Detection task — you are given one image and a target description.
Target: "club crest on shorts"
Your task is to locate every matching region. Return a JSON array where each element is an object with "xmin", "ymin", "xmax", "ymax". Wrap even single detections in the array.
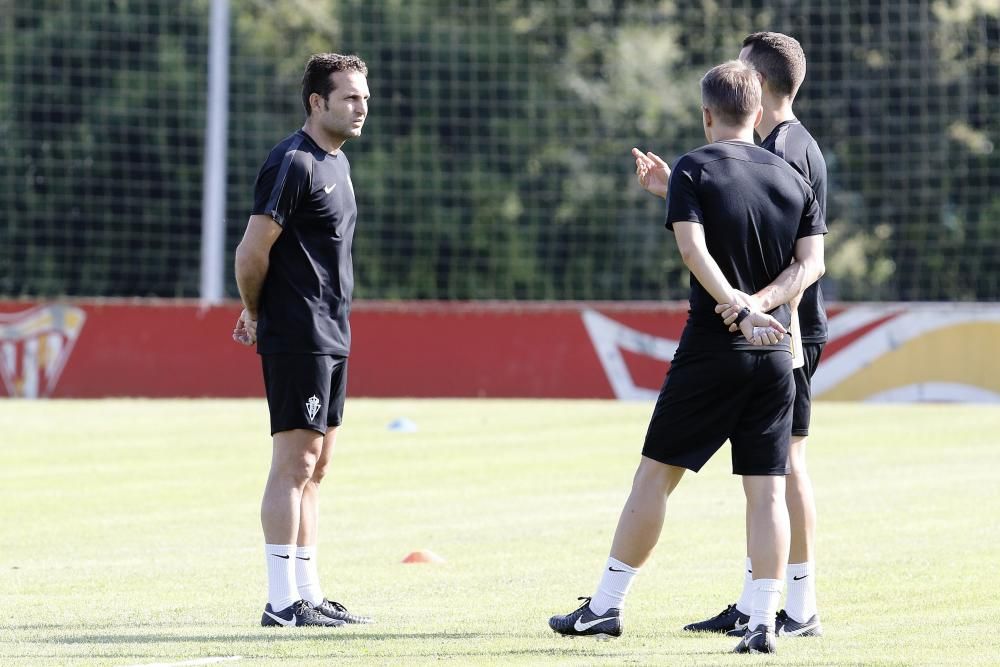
[
  {"xmin": 0, "ymin": 304, "xmax": 87, "ymax": 399},
  {"xmin": 305, "ymin": 394, "xmax": 321, "ymax": 421}
]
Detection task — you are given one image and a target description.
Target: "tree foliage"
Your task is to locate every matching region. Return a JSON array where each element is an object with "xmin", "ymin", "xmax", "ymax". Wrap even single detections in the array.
[{"xmin": 1, "ymin": 0, "xmax": 997, "ymax": 300}]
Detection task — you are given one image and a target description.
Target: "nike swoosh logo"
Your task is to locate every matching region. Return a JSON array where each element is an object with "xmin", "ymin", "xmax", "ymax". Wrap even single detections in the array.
[
  {"xmin": 778, "ymin": 623, "xmax": 816, "ymax": 637},
  {"xmin": 271, "ymin": 554, "xmax": 290, "ymax": 559},
  {"xmin": 744, "ymin": 631, "xmax": 763, "ymax": 643},
  {"xmin": 733, "ymin": 620, "xmax": 748, "ymax": 631},
  {"xmin": 264, "ymin": 610, "xmax": 296, "ymax": 627},
  {"xmin": 324, "ymin": 183, "xmax": 337, "ymax": 193},
  {"xmin": 608, "ymin": 567, "xmax": 626, "ymax": 572},
  {"xmin": 793, "ymin": 574, "xmax": 808, "ymax": 581},
  {"xmin": 296, "ymin": 556, "xmax": 311, "ymax": 561},
  {"xmin": 574, "ymin": 616, "xmax": 616, "ymax": 632}
]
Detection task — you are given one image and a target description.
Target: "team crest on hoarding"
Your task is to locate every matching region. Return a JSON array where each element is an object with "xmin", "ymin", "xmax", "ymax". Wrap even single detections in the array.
[{"xmin": 0, "ymin": 304, "xmax": 86, "ymax": 398}]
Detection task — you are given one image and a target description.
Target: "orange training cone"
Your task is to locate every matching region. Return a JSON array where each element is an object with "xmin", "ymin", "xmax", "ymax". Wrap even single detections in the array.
[{"xmin": 402, "ymin": 549, "xmax": 446, "ymax": 564}]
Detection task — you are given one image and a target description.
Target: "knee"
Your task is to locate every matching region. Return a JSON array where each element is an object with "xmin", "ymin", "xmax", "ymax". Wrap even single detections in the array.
[
  {"xmin": 277, "ymin": 451, "xmax": 319, "ymax": 488},
  {"xmin": 310, "ymin": 458, "xmax": 331, "ymax": 485},
  {"xmin": 744, "ymin": 476, "xmax": 786, "ymax": 509},
  {"xmin": 787, "ymin": 441, "xmax": 809, "ymax": 477},
  {"xmin": 788, "ymin": 457, "xmax": 808, "ymax": 479},
  {"xmin": 633, "ymin": 459, "xmax": 684, "ymax": 497}
]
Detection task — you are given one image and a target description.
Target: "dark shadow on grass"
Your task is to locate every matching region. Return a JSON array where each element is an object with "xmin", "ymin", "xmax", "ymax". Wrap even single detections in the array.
[
  {"xmin": 12, "ymin": 647, "xmax": 743, "ymax": 662},
  {"xmin": 43, "ymin": 630, "xmax": 487, "ymax": 644}
]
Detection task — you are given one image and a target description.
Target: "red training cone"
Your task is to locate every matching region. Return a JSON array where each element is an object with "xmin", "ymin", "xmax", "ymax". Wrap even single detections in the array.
[{"xmin": 402, "ymin": 549, "xmax": 446, "ymax": 564}]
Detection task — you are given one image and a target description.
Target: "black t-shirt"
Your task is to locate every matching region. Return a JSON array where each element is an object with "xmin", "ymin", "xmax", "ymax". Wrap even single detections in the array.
[
  {"xmin": 760, "ymin": 120, "xmax": 829, "ymax": 343},
  {"xmin": 251, "ymin": 130, "xmax": 357, "ymax": 355},
  {"xmin": 665, "ymin": 140, "xmax": 827, "ymax": 352}
]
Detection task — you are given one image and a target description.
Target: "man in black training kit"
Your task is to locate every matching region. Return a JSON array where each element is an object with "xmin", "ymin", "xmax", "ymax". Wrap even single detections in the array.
[
  {"xmin": 636, "ymin": 32, "xmax": 829, "ymax": 638},
  {"xmin": 692, "ymin": 31, "xmax": 829, "ymax": 639},
  {"xmin": 548, "ymin": 61, "xmax": 825, "ymax": 654},
  {"xmin": 233, "ymin": 53, "xmax": 374, "ymax": 628}
]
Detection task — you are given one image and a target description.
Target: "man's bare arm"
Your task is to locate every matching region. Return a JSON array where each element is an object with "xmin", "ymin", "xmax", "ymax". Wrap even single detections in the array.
[
  {"xmin": 235, "ymin": 215, "xmax": 282, "ymax": 317},
  {"xmin": 753, "ymin": 235, "xmax": 826, "ymax": 311},
  {"xmin": 674, "ymin": 221, "xmax": 786, "ymax": 345},
  {"xmin": 715, "ymin": 235, "xmax": 825, "ymax": 331},
  {"xmin": 673, "ymin": 222, "xmax": 737, "ymax": 305},
  {"xmin": 233, "ymin": 214, "xmax": 282, "ymax": 345}
]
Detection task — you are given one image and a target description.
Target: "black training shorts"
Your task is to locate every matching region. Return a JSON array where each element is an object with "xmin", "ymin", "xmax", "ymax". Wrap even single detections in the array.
[
  {"xmin": 642, "ymin": 348, "xmax": 794, "ymax": 476},
  {"xmin": 791, "ymin": 342, "xmax": 825, "ymax": 437},
  {"xmin": 261, "ymin": 354, "xmax": 348, "ymax": 435}
]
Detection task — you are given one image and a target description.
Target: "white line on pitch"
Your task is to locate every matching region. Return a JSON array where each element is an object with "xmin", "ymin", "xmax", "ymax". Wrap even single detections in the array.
[{"xmin": 124, "ymin": 657, "xmax": 242, "ymax": 667}]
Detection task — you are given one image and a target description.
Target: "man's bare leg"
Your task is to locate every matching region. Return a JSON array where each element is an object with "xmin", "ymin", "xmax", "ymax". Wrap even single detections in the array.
[
  {"xmin": 736, "ymin": 433, "xmax": 815, "ymax": 616},
  {"xmin": 784, "ymin": 434, "xmax": 819, "ymax": 625},
  {"xmin": 786, "ymin": 435, "xmax": 815, "ymax": 563},
  {"xmin": 294, "ymin": 427, "xmax": 337, "ymax": 604},
  {"xmin": 742, "ymin": 474, "xmax": 790, "ymax": 635},
  {"xmin": 608, "ymin": 457, "xmax": 687, "ymax": 567},
  {"xmin": 261, "ymin": 429, "xmax": 323, "ymax": 614},
  {"xmin": 549, "ymin": 457, "xmax": 685, "ymax": 638},
  {"xmin": 585, "ymin": 457, "xmax": 685, "ymax": 615}
]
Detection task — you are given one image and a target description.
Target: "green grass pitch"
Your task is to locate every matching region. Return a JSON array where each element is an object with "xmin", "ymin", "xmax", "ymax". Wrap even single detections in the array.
[{"xmin": 1, "ymin": 399, "xmax": 998, "ymax": 666}]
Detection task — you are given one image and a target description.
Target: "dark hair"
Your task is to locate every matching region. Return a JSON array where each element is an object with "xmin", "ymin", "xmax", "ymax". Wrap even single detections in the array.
[
  {"xmin": 700, "ymin": 60, "xmax": 762, "ymax": 126},
  {"xmin": 301, "ymin": 53, "xmax": 369, "ymax": 115},
  {"xmin": 741, "ymin": 31, "xmax": 806, "ymax": 99}
]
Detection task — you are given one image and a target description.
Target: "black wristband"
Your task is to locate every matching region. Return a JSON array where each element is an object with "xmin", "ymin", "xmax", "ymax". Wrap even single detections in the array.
[{"xmin": 734, "ymin": 306, "xmax": 752, "ymax": 326}]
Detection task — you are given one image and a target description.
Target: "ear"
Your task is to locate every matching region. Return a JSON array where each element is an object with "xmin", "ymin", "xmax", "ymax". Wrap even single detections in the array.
[
  {"xmin": 753, "ymin": 106, "xmax": 763, "ymax": 128},
  {"xmin": 309, "ymin": 92, "xmax": 324, "ymax": 115},
  {"xmin": 702, "ymin": 106, "xmax": 713, "ymax": 127}
]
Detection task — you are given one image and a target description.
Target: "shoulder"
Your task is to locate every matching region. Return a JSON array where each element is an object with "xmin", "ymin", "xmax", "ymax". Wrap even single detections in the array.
[
  {"xmin": 675, "ymin": 145, "xmax": 729, "ymax": 171},
  {"xmin": 255, "ymin": 133, "xmax": 316, "ymax": 196},
  {"xmin": 789, "ymin": 123, "xmax": 826, "ymax": 162},
  {"xmin": 730, "ymin": 142, "xmax": 792, "ymax": 173},
  {"xmin": 265, "ymin": 132, "xmax": 316, "ymax": 169},
  {"xmin": 790, "ymin": 121, "xmax": 818, "ymax": 145},
  {"xmin": 801, "ymin": 131, "xmax": 827, "ymax": 172},
  {"xmin": 669, "ymin": 151, "xmax": 708, "ymax": 187}
]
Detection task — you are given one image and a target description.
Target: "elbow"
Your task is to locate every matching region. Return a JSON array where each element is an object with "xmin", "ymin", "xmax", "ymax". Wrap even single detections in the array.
[
  {"xmin": 815, "ymin": 259, "xmax": 826, "ymax": 281},
  {"xmin": 234, "ymin": 243, "xmax": 265, "ymax": 278},
  {"xmin": 234, "ymin": 243, "xmax": 250, "ymax": 276},
  {"xmin": 677, "ymin": 244, "xmax": 697, "ymax": 267}
]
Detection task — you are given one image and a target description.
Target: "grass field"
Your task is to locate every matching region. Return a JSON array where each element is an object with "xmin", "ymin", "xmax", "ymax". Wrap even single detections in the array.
[{"xmin": 1, "ymin": 399, "xmax": 998, "ymax": 666}]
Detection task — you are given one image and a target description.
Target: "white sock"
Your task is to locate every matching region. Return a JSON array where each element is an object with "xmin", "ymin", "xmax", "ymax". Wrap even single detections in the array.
[
  {"xmin": 735, "ymin": 557, "xmax": 754, "ymax": 615},
  {"xmin": 785, "ymin": 561, "xmax": 817, "ymax": 622},
  {"xmin": 589, "ymin": 557, "xmax": 639, "ymax": 615},
  {"xmin": 748, "ymin": 578, "xmax": 783, "ymax": 631},
  {"xmin": 296, "ymin": 545, "xmax": 324, "ymax": 605},
  {"xmin": 265, "ymin": 544, "xmax": 298, "ymax": 611}
]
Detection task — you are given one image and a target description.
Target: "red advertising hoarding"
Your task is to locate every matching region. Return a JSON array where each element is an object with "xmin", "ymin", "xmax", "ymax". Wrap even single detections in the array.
[{"xmin": 2, "ymin": 300, "xmax": 998, "ymax": 402}]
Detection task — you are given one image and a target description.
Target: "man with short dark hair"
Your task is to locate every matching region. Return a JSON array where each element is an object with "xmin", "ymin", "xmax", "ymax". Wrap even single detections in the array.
[
  {"xmin": 234, "ymin": 52, "xmax": 374, "ymax": 628},
  {"xmin": 548, "ymin": 60, "xmax": 826, "ymax": 654}
]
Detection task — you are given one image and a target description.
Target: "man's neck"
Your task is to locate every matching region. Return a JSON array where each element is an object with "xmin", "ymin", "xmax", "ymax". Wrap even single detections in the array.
[
  {"xmin": 757, "ymin": 99, "xmax": 796, "ymax": 140},
  {"xmin": 302, "ymin": 121, "xmax": 346, "ymax": 154},
  {"xmin": 711, "ymin": 126, "xmax": 757, "ymax": 144}
]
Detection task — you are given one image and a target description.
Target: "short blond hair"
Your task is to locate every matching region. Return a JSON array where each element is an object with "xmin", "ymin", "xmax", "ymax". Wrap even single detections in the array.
[{"xmin": 700, "ymin": 60, "xmax": 762, "ymax": 126}]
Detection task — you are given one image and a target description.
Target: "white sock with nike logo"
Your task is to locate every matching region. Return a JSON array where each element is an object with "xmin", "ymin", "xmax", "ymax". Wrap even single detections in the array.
[
  {"xmin": 735, "ymin": 557, "xmax": 754, "ymax": 615},
  {"xmin": 266, "ymin": 543, "xmax": 298, "ymax": 612},
  {"xmin": 589, "ymin": 557, "xmax": 639, "ymax": 615},
  {"xmin": 784, "ymin": 561, "xmax": 816, "ymax": 622},
  {"xmin": 295, "ymin": 545, "xmax": 324, "ymax": 605},
  {"xmin": 749, "ymin": 578, "xmax": 783, "ymax": 631}
]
